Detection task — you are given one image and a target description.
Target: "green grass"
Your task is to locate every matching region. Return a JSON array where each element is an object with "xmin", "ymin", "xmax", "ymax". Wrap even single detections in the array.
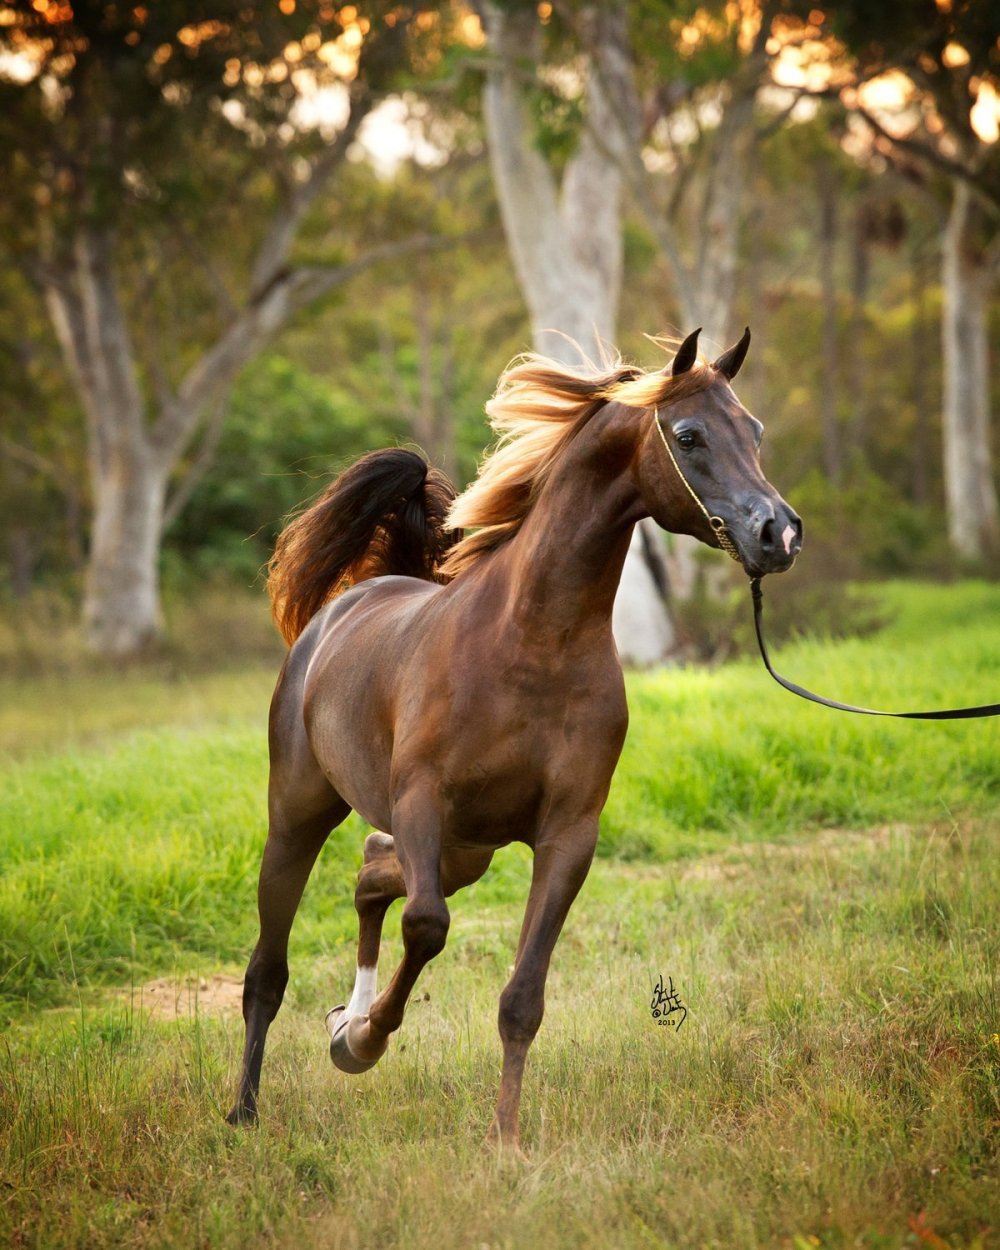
[
  {"xmin": 2, "ymin": 828, "xmax": 998, "ymax": 1248},
  {"xmin": 1, "ymin": 580, "xmax": 999, "ymax": 1247},
  {"xmin": 3, "ymin": 580, "xmax": 998, "ymax": 1010},
  {"xmin": 612, "ymin": 579, "xmax": 1000, "ymax": 858}
]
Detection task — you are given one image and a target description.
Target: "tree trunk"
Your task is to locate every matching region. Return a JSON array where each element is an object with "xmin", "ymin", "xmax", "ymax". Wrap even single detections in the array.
[
  {"xmin": 479, "ymin": 4, "xmax": 623, "ymax": 360},
  {"xmin": 42, "ymin": 224, "xmax": 171, "ymax": 653},
  {"xmin": 27, "ymin": 45, "xmax": 413, "ymax": 657},
  {"xmin": 683, "ymin": 77, "xmax": 759, "ymax": 349},
  {"xmin": 84, "ymin": 446, "xmax": 168, "ymax": 654},
  {"xmin": 848, "ymin": 196, "xmax": 871, "ymax": 452},
  {"xmin": 940, "ymin": 181, "xmax": 999, "ymax": 562},
  {"xmin": 910, "ymin": 237, "xmax": 932, "ymax": 507},
  {"xmin": 478, "ymin": 1, "xmax": 676, "ymax": 664},
  {"xmin": 817, "ymin": 162, "xmax": 842, "ymax": 485}
]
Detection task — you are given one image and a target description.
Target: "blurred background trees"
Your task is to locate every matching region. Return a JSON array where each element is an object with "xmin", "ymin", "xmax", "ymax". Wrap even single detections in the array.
[{"xmin": 1, "ymin": 0, "xmax": 998, "ymax": 659}]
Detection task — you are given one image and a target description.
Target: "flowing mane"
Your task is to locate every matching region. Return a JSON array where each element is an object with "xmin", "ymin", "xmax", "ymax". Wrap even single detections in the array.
[{"xmin": 439, "ymin": 347, "xmax": 715, "ymax": 579}]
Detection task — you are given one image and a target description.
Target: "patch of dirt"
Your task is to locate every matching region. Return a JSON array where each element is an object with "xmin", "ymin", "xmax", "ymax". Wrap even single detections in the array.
[{"xmin": 136, "ymin": 974, "xmax": 244, "ymax": 1021}]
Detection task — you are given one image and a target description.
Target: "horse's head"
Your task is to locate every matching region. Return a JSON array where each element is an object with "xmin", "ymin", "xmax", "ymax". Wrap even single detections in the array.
[{"xmin": 634, "ymin": 327, "xmax": 802, "ymax": 578}]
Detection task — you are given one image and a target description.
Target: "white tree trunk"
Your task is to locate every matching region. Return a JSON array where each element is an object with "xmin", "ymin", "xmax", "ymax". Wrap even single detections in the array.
[
  {"xmin": 681, "ymin": 80, "xmax": 758, "ymax": 350},
  {"xmin": 43, "ymin": 225, "xmax": 169, "ymax": 652},
  {"xmin": 479, "ymin": 2, "xmax": 676, "ymax": 664},
  {"xmin": 612, "ymin": 528, "xmax": 676, "ymax": 666},
  {"xmin": 84, "ymin": 447, "xmax": 168, "ymax": 653},
  {"xmin": 480, "ymin": 6, "xmax": 622, "ymax": 359},
  {"xmin": 941, "ymin": 181, "xmax": 999, "ymax": 562}
]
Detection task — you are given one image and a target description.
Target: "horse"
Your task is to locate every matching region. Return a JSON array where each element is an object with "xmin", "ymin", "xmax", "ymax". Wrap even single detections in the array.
[{"xmin": 226, "ymin": 327, "xmax": 802, "ymax": 1151}]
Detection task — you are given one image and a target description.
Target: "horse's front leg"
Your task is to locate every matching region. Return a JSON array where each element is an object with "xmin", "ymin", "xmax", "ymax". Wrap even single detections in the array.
[{"xmin": 488, "ymin": 822, "xmax": 599, "ymax": 1155}]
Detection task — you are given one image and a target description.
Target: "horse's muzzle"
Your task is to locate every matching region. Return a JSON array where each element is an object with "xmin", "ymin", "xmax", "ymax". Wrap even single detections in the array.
[{"xmin": 740, "ymin": 499, "xmax": 802, "ymax": 576}]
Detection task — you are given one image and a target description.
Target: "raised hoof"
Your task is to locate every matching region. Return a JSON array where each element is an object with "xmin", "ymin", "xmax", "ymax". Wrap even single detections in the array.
[
  {"xmin": 326, "ymin": 1006, "xmax": 386, "ymax": 1075},
  {"xmin": 363, "ymin": 830, "xmax": 395, "ymax": 863}
]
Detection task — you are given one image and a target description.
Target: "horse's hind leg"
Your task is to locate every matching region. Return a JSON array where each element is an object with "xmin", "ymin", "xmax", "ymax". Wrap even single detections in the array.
[
  {"xmin": 227, "ymin": 789, "xmax": 350, "ymax": 1126},
  {"xmin": 330, "ymin": 795, "xmax": 493, "ymax": 1073},
  {"xmin": 325, "ymin": 832, "xmax": 405, "ymax": 1069}
]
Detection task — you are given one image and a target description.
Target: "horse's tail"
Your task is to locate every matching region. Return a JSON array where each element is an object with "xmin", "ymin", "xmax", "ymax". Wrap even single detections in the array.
[{"xmin": 268, "ymin": 448, "xmax": 460, "ymax": 645}]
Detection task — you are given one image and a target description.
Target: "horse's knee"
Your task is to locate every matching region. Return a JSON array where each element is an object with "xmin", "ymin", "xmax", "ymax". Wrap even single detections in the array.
[
  {"xmin": 243, "ymin": 951, "xmax": 288, "ymax": 1023},
  {"xmin": 355, "ymin": 856, "xmax": 404, "ymax": 913},
  {"xmin": 401, "ymin": 895, "xmax": 450, "ymax": 961},
  {"xmin": 498, "ymin": 980, "xmax": 544, "ymax": 1046}
]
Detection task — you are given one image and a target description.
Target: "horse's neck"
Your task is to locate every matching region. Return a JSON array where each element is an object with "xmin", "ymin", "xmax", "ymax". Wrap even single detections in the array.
[{"xmin": 498, "ymin": 406, "xmax": 643, "ymax": 644}]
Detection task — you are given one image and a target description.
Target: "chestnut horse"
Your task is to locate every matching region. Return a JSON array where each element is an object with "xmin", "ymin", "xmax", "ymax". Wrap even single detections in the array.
[{"xmin": 226, "ymin": 328, "xmax": 802, "ymax": 1150}]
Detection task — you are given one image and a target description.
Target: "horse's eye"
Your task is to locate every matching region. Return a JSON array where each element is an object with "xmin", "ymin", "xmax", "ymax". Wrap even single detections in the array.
[{"xmin": 676, "ymin": 431, "xmax": 697, "ymax": 451}]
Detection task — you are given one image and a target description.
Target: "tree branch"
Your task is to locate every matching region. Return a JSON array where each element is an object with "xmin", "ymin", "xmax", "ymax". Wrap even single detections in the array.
[
  {"xmin": 249, "ymin": 83, "xmax": 375, "ymax": 298},
  {"xmin": 812, "ymin": 87, "xmax": 1000, "ymax": 218},
  {"xmin": 172, "ymin": 222, "xmax": 241, "ymax": 322},
  {"xmin": 245, "ymin": 11, "xmax": 414, "ymax": 301},
  {"xmin": 0, "ymin": 435, "xmax": 82, "ymax": 505},
  {"xmin": 162, "ymin": 395, "xmax": 228, "ymax": 531},
  {"xmin": 155, "ymin": 232, "xmax": 456, "ymax": 464}
]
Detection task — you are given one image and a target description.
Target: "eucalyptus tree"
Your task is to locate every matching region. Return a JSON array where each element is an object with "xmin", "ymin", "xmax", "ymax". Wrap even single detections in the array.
[
  {"xmin": 790, "ymin": 0, "xmax": 1000, "ymax": 561},
  {"xmin": 473, "ymin": 0, "xmax": 676, "ymax": 663},
  {"xmin": 589, "ymin": 0, "xmax": 781, "ymax": 351},
  {"xmin": 0, "ymin": 2, "xmax": 449, "ymax": 653},
  {"xmin": 473, "ymin": 1, "xmax": 787, "ymax": 661}
]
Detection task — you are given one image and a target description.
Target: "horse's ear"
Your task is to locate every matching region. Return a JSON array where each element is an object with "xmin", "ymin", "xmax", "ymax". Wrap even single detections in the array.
[
  {"xmin": 668, "ymin": 327, "xmax": 701, "ymax": 376},
  {"xmin": 712, "ymin": 326, "xmax": 751, "ymax": 380}
]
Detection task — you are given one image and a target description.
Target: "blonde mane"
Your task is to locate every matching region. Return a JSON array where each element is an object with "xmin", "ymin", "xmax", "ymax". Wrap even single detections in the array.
[{"xmin": 439, "ymin": 347, "xmax": 715, "ymax": 579}]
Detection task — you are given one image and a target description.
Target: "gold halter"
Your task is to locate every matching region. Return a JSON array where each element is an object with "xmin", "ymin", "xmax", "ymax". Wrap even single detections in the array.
[{"xmin": 653, "ymin": 408, "xmax": 743, "ymax": 565}]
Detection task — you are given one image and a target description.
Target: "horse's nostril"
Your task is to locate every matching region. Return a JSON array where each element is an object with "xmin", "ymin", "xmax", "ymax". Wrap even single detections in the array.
[{"xmin": 758, "ymin": 507, "xmax": 800, "ymax": 558}]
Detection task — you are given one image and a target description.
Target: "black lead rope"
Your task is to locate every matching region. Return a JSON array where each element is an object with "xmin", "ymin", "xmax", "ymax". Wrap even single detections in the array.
[
  {"xmin": 651, "ymin": 403, "xmax": 1000, "ymax": 719},
  {"xmin": 750, "ymin": 577, "xmax": 1000, "ymax": 721}
]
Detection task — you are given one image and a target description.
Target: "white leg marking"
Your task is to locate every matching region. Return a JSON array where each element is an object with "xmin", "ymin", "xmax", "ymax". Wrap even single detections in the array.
[{"xmin": 346, "ymin": 965, "xmax": 377, "ymax": 1019}]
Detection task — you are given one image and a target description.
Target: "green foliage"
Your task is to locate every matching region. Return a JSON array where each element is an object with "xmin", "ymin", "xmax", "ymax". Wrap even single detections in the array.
[
  {"xmin": 788, "ymin": 0, "xmax": 1000, "ymax": 203},
  {"xmin": 0, "ymin": 0, "xmax": 998, "ymax": 617},
  {"xmin": 788, "ymin": 468, "xmax": 953, "ymax": 577},
  {"xmin": 631, "ymin": 0, "xmax": 746, "ymax": 90},
  {"xmin": 0, "ymin": 4, "xmax": 346, "ymax": 235},
  {"xmin": 527, "ymin": 77, "xmax": 586, "ymax": 169},
  {"xmin": 166, "ymin": 355, "xmax": 408, "ymax": 581}
]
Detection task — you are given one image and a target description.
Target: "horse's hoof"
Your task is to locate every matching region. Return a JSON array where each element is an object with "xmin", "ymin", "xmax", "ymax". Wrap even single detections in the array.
[
  {"xmin": 326, "ymin": 1006, "xmax": 386, "ymax": 1074},
  {"xmin": 484, "ymin": 1120, "xmax": 529, "ymax": 1163},
  {"xmin": 225, "ymin": 1104, "xmax": 258, "ymax": 1128},
  {"xmin": 363, "ymin": 831, "xmax": 395, "ymax": 863},
  {"xmin": 325, "ymin": 1004, "xmax": 347, "ymax": 1037}
]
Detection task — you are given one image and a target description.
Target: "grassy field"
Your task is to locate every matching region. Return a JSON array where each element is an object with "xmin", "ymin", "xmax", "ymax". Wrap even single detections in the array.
[{"xmin": 1, "ymin": 581, "xmax": 999, "ymax": 1248}]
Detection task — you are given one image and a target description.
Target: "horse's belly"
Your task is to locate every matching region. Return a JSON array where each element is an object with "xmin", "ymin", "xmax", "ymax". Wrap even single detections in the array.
[{"xmin": 440, "ymin": 769, "xmax": 548, "ymax": 848}]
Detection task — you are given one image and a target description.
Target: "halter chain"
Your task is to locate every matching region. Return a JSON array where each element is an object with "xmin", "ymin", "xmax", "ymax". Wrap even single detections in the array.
[{"xmin": 653, "ymin": 408, "xmax": 743, "ymax": 564}]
